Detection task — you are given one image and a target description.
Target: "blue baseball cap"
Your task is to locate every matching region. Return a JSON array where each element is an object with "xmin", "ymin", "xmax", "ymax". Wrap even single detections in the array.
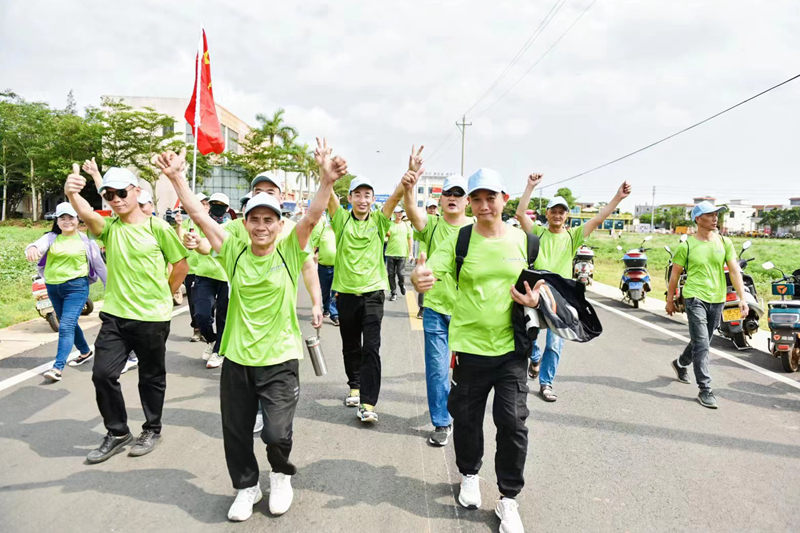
[
  {"xmin": 691, "ymin": 201, "xmax": 727, "ymax": 221},
  {"xmin": 467, "ymin": 168, "xmax": 504, "ymax": 195}
]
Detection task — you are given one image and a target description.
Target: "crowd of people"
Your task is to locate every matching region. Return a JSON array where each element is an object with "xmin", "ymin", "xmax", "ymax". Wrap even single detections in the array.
[{"xmin": 22, "ymin": 139, "xmax": 749, "ymax": 533}]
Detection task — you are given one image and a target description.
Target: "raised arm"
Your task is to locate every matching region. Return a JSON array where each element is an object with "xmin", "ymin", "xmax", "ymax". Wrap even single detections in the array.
[
  {"xmin": 402, "ymin": 169, "xmax": 427, "ymax": 231},
  {"xmin": 382, "ymin": 181, "xmax": 405, "ymax": 219},
  {"xmin": 583, "ymin": 181, "xmax": 631, "ymax": 237},
  {"xmin": 64, "ymin": 163, "xmax": 105, "ymax": 236},
  {"xmin": 297, "ymin": 137, "xmax": 347, "ymax": 249},
  {"xmin": 82, "ymin": 157, "xmax": 104, "ymax": 192},
  {"xmin": 156, "ymin": 149, "xmax": 227, "ymax": 253},
  {"xmin": 514, "ymin": 173, "xmax": 542, "ymax": 234}
]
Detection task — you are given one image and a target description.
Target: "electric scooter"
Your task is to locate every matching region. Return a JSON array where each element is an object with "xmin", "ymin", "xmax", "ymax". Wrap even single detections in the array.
[
  {"xmin": 573, "ymin": 245, "xmax": 596, "ymax": 286},
  {"xmin": 31, "ymin": 274, "xmax": 94, "ymax": 333},
  {"xmin": 617, "ymin": 236, "xmax": 653, "ymax": 308},
  {"xmin": 718, "ymin": 240, "xmax": 764, "ymax": 350},
  {"xmin": 762, "ymin": 261, "xmax": 800, "ymax": 372}
]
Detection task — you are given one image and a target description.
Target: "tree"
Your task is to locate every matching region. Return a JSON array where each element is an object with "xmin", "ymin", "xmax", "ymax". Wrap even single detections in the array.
[
  {"xmin": 333, "ymin": 174, "xmax": 354, "ymax": 204},
  {"xmin": 555, "ymin": 187, "xmax": 576, "ymax": 207}
]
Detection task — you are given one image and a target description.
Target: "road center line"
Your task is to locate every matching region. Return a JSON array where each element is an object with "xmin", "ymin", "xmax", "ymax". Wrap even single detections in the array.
[{"xmin": 587, "ymin": 297, "xmax": 800, "ymax": 393}]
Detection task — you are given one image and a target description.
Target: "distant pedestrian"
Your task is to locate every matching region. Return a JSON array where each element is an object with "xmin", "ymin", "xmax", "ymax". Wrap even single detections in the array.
[{"xmin": 385, "ymin": 206, "xmax": 412, "ymax": 301}]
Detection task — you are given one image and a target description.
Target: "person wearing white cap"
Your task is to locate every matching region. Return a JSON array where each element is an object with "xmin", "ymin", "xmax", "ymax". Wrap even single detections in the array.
[
  {"xmin": 666, "ymin": 201, "xmax": 746, "ymax": 409},
  {"xmin": 412, "ymin": 167, "xmax": 547, "ymax": 533},
  {"xmin": 515, "ymin": 174, "xmax": 631, "ymax": 402},
  {"xmin": 401, "ymin": 146, "xmax": 471, "ymax": 447},
  {"xmin": 326, "ymin": 146, "xmax": 406, "ymax": 423},
  {"xmin": 156, "ymin": 140, "xmax": 346, "ymax": 521},
  {"xmin": 64, "ymin": 162, "xmax": 189, "ymax": 464},
  {"xmin": 138, "ymin": 189, "xmax": 155, "ymax": 216},
  {"xmin": 25, "ymin": 202, "xmax": 106, "ymax": 382},
  {"xmin": 426, "ymin": 197, "xmax": 439, "ymax": 216},
  {"xmin": 385, "ymin": 206, "xmax": 412, "ymax": 301}
]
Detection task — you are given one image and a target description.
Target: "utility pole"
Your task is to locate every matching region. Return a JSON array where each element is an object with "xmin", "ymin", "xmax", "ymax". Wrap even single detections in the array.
[
  {"xmin": 456, "ymin": 115, "xmax": 472, "ymax": 176},
  {"xmin": 649, "ymin": 185, "xmax": 656, "ymax": 233}
]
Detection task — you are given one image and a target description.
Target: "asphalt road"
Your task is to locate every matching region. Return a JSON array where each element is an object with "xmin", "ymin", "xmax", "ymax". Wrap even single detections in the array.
[{"xmin": 0, "ymin": 283, "xmax": 798, "ymax": 532}]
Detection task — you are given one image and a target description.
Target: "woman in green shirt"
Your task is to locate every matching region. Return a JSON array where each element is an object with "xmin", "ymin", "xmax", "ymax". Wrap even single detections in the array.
[{"xmin": 157, "ymin": 140, "xmax": 346, "ymax": 522}]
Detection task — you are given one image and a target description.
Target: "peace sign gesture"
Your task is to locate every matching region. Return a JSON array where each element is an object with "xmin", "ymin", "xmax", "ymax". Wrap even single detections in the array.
[
  {"xmin": 315, "ymin": 137, "xmax": 347, "ymax": 185},
  {"xmin": 408, "ymin": 145, "xmax": 424, "ymax": 173}
]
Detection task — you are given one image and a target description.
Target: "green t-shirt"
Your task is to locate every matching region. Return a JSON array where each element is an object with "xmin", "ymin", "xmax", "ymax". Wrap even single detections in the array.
[
  {"xmin": 98, "ymin": 217, "xmax": 188, "ymax": 322},
  {"xmin": 385, "ymin": 220, "xmax": 411, "ymax": 257},
  {"xmin": 182, "ymin": 219, "xmax": 227, "ymax": 281},
  {"xmin": 428, "ymin": 226, "xmax": 528, "ymax": 356},
  {"xmin": 218, "ymin": 229, "xmax": 308, "ymax": 366},
  {"xmin": 330, "ymin": 207, "xmax": 392, "ymax": 294},
  {"xmin": 44, "ymin": 233, "xmax": 89, "ymax": 285},
  {"xmin": 532, "ymin": 224, "xmax": 584, "ymax": 278},
  {"xmin": 673, "ymin": 234, "xmax": 736, "ymax": 304},
  {"xmin": 413, "ymin": 214, "xmax": 471, "ymax": 316},
  {"xmin": 311, "ymin": 217, "xmax": 337, "ymax": 266}
]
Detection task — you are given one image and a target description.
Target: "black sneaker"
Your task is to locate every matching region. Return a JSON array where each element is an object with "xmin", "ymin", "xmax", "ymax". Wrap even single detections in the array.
[
  {"xmin": 697, "ymin": 390, "xmax": 718, "ymax": 409},
  {"xmin": 389, "ymin": 293, "xmax": 397, "ymax": 302},
  {"xmin": 330, "ymin": 316, "xmax": 340, "ymax": 327},
  {"xmin": 86, "ymin": 432, "xmax": 133, "ymax": 464},
  {"xmin": 427, "ymin": 425, "xmax": 452, "ymax": 447},
  {"xmin": 399, "ymin": 286, "xmax": 406, "ymax": 296},
  {"xmin": 416, "ymin": 309, "xmax": 424, "ymax": 319},
  {"xmin": 671, "ymin": 359, "xmax": 690, "ymax": 384},
  {"xmin": 128, "ymin": 429, "xmax": 161, "ymax": 457}
]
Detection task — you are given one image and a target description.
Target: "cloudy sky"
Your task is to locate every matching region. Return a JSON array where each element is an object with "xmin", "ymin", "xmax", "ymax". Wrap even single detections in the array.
[{"xmin": 2, "ymin": 0, "xmax": 798, "ymax": 210}]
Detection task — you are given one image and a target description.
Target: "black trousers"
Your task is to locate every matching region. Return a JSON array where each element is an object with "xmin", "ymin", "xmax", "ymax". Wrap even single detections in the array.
[
  {"xmin": 448, "ymin": 351, "xmax": 529, "ymax": 498},
  {"xmin": 193, "ymin": 276, "xmax": 229, "ymax": 354},
  {"xmin": 337, "ymin": 291, "xmax": 385, "ymax": 406},
  {"xmin": 92, "ymin": 312, "xmax": 170, "ymax": 436},
  {"xmin": 220, "ymin": 357, "xmax": 300, "ymax": 488},
  {"xmin": 184, "ymin": 274, "xmax": 197, "ymax": 329},
  {"xmin": 386, "ymin": 256, "xmax": 406, "ymax": 295}
]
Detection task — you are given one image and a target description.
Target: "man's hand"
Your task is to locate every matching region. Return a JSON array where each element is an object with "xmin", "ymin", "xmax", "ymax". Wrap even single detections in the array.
[
  {"xmin": 311, "ymin": 304, "xmax": 323, "ymax": 329},
  {"xmin": 25, "ymin": 246, "xmax": 42, "ymax": 262},
  {"xmin": 64, "ymin": 163, "xmax": 86, "ymax": 195},
  {"xmin": 183, "ymin": 231, "xmax": 199, "ymax": 250},
  {"xmin": 156, "ymin": 148, "xmax": 187, "ymax": 181},
  {"xmin": 615, "ymin": 180, "xmax": 632, "ymax": 200},
  {"xmin": 314, "ymin": 137, "xmax": 347, "ymax": 185},
  {"xmin": 411, "ymin": 252, "xmax": 435, "ymax": 293},
  {"xmin": 401, "ymin": 168, "xmax": 423, "ymax": 192},
  {"xmin": 510, "ymin": 279, "xmax": 546, "ymax": 308},
  {"xmin": 665, "ymin": 298, "xmax": 676, "ymax": 316},
  {"xmin": 82, "ymin": 156, "xmax": 101, "ymax": 178},
  {"xmin": 526, "ymin": 173, "xmax": 543, "ymax": 190},
  {"xmin": 408, "ymin": 145, "xmax": 424, "ymax": 172},
  {"xmin": 739, "ymin": 300, "xmax": 750, "ymax": 318}
]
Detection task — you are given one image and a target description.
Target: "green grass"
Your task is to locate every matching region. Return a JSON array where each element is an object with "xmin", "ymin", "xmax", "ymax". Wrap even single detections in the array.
[{"xmin": 0, "ymin": 222, "xmax": 104, "ymax": 329}]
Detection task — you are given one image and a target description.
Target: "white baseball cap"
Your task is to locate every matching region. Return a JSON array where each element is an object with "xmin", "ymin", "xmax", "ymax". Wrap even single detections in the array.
[
  {"xmin": 251, "ymin": 172, "xmax": 282, "ymax": 193},
  {"xmin": 244, "ymin": 192, "xmax": 282, "ymax": 219},
  {"xmin": 54, "ymin": 202, "xmax": 77, "ymax": 218},
  {"xmin": 137, "ymin": 190, "xmax": 153, "ymax": 205},
  {"xmin": 99, "ymin": 167, "xmax": 138, "ymax": 192},
  {"xmin": 442, "ymin": 174, "xmax": 467, "ymax": 193},
  {"xmin": 425, "ymin": 198, "xmax": 439, "ymax": 208},
  {"xmin": 209, "ymin": 192, "xmax": 230, "ymax": 206},
  {"xmin": 348, "ymin": 176, "xmax": 374, "ymax": 193},
  {"xmin": 394, "ymin": 206, "xmax": 404, "ymax": 213},
  {"xmin": 547, "ymin": 196, "xmax": 569, "ymax": 210},
  {"xmin": 196, "ymin": 192, "xmax": 208, "ymax": 202},
  {"xmin": 467, "ymin": 168, "xmax": 504, "ymax": 195}
]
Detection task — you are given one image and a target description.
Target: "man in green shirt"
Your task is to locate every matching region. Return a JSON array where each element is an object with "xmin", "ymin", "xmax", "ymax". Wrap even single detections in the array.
[
  {"xmin": 64, "ymin": 164, "xmax": 189, "ymax": 464},
  {"xmin": 327, "ymin": 169, "xmax": 404, "ymax": 423},
  {"xmin": 515, "ymin": 174, "xmax": 631, "ymax": 401},
  {"xmin": 666, "ymin": 201, "xmax": 748, "ymax": 409},
  {"xmin": 385, "ymin": 206, "xmax": 412, "ymax": 301},
  {"xmin": 412, "ymin": 167, "xmax": 545, "ymax": 533},
  {"xmin": 310, "ymin": 212, "xmax": 339, "ymax": 325},
  {"xmin": 157, "ymin": 140, "xmax": 346, "ymax": 521}
]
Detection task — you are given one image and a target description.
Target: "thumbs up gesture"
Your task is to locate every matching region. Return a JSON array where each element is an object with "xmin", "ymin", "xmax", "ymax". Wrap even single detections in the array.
[
  {"xmin": 411, "ymin": 252, "xmax": 436, "ymax": 293},
  {"xmin": 64, "ymin": 163, "xmax": 86, "ymax": 195}
]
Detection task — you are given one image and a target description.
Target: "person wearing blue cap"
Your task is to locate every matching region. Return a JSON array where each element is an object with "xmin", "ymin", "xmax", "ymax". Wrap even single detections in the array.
[
  {"xmin": 515, "ymin": 174, "xmax": 631, "ymax": 402},
  {"xmin": 412, "ymin": 167, "xmax": 547, "ymax": 533},
  {"xmin": 665, "ymin": 201, "xmax": 747, "ymax": 409}
]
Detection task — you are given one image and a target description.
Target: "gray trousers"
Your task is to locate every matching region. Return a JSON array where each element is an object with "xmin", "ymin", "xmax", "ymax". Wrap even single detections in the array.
[{"xmin": 677, "ymin": 298, "xmax": 723, "ymax": 391}]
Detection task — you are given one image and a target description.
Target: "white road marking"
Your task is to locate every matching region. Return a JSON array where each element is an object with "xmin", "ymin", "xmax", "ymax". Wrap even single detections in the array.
[
  {"xmin": 588, "ymin": 298, "xmax": 800, "ymax": 393},
  {"xmin": 0, "ymin": 306, "xmax": 189, "ymax": 394}
]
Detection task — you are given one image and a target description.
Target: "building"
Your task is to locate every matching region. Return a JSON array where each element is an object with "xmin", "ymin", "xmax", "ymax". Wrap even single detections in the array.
[
  {"xmin": 414, "ymin": 171, "xmax": 448, "ymax": 208},
  {"xmin": 723, "ymin": 199, "xmax": 757, "ymax": 233}
]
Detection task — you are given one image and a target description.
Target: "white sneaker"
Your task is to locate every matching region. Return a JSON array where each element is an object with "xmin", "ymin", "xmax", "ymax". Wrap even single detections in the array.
[
  {"xmin": 227, "ymin": 483, "xmax": 262, "ymax": 522},
  {"xmin": 495, "ymin": 497, "xmax": 524, "ymax": 533},
  {"xmin": 202, "ymin": 343, "xmax": 214, "ymax": 361},
  {"xmin": 458, "ymin": 474, "xmax": 481, "ymax": 509},
  {"xmin": 253, "ymin": 411, "xmax": 264, "ymax": 435},
  {"xmin": 121, "ymin": 358, "xmax": 138, "ymax": 375},
  {"xmin": 268, "ymin": 472, "xmax": 293, "ymax": 515},
  {"xmin": 206, "ymin": 353, "xmax": 224, "ymax": 368}
]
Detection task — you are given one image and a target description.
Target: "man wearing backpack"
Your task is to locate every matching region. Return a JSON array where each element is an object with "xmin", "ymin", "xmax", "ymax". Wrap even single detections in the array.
[
  {"xmin": 412, "ymin": 168, "xmax": 545, "ymax": 533},
  {"xmin": 515, "ymin": 174, "xmax": 631, "ymax": 401}
]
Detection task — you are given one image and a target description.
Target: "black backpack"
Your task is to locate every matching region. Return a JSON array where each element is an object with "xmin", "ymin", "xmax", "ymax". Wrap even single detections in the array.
[{"xmin": 454, "ymin": 225, "xmax": 541, "ymax": 358}]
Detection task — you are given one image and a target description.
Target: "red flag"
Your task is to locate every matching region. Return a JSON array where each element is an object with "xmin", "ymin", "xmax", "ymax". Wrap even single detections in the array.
[{"xmin": 185, "ymin": 30, "xmax": 225, "ymax": 155}]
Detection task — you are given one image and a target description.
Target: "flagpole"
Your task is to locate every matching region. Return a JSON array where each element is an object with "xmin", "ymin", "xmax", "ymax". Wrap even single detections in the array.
[{"xmin": 191, "ymin": 29, "xmax": 203, "ymax": 193}]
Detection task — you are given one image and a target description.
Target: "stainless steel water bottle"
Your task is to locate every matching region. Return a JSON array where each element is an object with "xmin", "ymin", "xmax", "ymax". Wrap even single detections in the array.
[{"xmin": 305, "ymin": 327, "xmax": 327, "ymax": 376}]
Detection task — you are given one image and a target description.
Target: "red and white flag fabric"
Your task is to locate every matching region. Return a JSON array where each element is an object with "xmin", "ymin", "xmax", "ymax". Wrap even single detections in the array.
[{"xmin": 185, "ymin": 29, "xmax": 225, "ymax": 154}]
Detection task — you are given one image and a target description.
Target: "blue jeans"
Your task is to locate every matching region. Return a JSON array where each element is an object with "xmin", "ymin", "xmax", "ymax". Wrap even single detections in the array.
[
  {"xmin": 678, "ymin": 297, "xmax": 722, "ymax": 391},
  {"xmin": 46, "ymin": 277, "xmax": 91, "ymax": 370},
  {"xmin": 318, "ymin": 264, "xmax": 338, "ymax": 319},
  {"xmin": 423, "ymin": 307, "xmax": 452, "ymax": 427},
  {"xmin": 530, "ymin": 328, "xmax": 564, "ymax": 386}
]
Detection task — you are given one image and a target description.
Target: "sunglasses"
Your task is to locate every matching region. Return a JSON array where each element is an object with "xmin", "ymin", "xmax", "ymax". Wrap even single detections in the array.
[
  {"xmin": 102, "ymin": 186, "xmax": 134, "ymax": 202},
  {"xmin": 442, "ymin": 189, "xmax": 465, "ymax": 198}
]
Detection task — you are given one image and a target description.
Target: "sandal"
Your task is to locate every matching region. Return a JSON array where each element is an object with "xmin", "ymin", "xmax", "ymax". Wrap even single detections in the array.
[
  {"xmin": 539, "ymin": 385, "xmax": 558, "ymax": 402},
  {"xmin": 528, "ymin": 360, "xmax": 540, "ymax": 380}
]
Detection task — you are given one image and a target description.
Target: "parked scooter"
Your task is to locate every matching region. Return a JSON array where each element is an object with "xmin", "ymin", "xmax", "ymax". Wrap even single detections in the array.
[
  {"xmin": 617, "ymin": 236, "xmax": 653, "ymax": 308},
  {"xmin": 573, "ymin": 245, "xmax": 596, "ymax": 286},
  {"xmin": 762, "ymin": 262, "xmax": 800, "ymax": 372},
  {"xmin": 664, "ymin": 234, "xmax": 689, "ymax": 313},
  {"xmin": 31, "ymin": 274, "xmax": 94, "ymax": 333},
  {"xmin": 717, "ymin": 240, "xmax": 764, "ymax": 350}
]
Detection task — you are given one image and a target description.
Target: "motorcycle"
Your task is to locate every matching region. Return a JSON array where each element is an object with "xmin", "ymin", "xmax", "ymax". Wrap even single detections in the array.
[
  {"xmin": 573, "ymin": 245, "xmax": 596, "ymax": 286},
  {"xmin": 663, "ymin": 234, "xmax": 688, "ymax": 313},
  {"xmin": 31, "ymin": 274, "xmax": 94, "ymax": 333},
  {"xmin": 717, "ymin": 240, "xmax": 764, "ymax": 350},
  {"xmin": 617, "ymin": 236, "xmax": 653, "ymax": 308},
  {"xmin": 762, "ymin": 261, "xmax": 800, "ymax": 372}
]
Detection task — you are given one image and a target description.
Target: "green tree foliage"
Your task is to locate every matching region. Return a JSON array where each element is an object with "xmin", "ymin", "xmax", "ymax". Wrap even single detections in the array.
[
  {"xmin": 758, "ymin": 208, "xmax": 800, "ymax": 232},
  {"xmin": 231, "ymin": 108, "xmax": 301, "ymax": 177},
  {"xmin": 555, "ymin": 187, "xmax": 576, "ymax": 207},
  {"xmin": 334, "ymin": 174, "xmax": 354, "ymax": 204}
]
